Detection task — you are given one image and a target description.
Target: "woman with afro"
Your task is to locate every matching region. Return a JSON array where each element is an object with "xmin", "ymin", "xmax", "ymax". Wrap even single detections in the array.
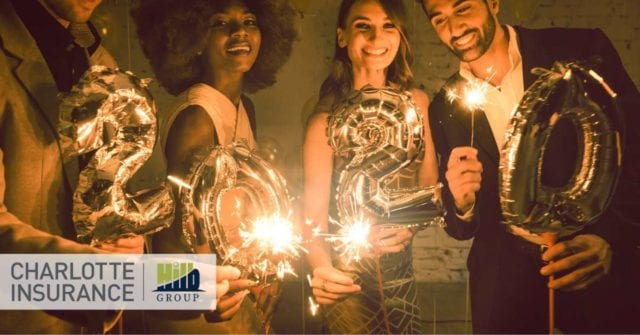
[{"xmin": 132, "ymin": 0, "xmax": 297, "ymax": 332}]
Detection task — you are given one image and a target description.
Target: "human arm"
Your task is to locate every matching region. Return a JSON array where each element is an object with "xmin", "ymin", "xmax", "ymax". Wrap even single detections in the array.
[
  {"xmin": 164, "ymin": 105, "xmax": 250, "ymax": 317},
  {"xmin": 428, "ymin": 91, "xmax": 482, "ymax": 240},
  {"xmin": 303, "ymin": 112, "xmax": 361, "ymax": 304},
  {"xmin": 412, "ymin": 88, "xmax": 439, "ymax": 187},
  {"xmin": 538, "ymin": 29, "xmax": 640, "ymax": 290}
]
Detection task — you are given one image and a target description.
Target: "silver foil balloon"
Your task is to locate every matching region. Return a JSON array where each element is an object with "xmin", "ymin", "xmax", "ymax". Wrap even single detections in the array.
[
  {"xmin": 328, "ymin": 86, "xmax": 444, "ymax": 227},
  {"xmin": 500, "ymin": 61, "xmax": 621, "ymax": 235},
  {"xmin": 177, "ymin": 141, "xmax": 297, "ymax": 280},
  {"xmin": 58, "ymin": 65, "xmax": 174, "ymax": 244}
]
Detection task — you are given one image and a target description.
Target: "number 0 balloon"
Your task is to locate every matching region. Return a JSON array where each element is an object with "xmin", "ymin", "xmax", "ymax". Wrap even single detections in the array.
[{"xmin": 500, "ymin": 61, "xmax": 621, "ymax": 235}]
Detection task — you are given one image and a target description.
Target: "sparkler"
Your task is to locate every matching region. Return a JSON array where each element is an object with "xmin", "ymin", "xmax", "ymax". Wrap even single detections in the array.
[
  {"xmin": 445, "ymin": 66, "xmax": 496, "ymax": 147},
  {"xmin": 238, "ymin": 213, "xmax": 306, "ymax": 280},
  {"xmin": 310, "ymin": 213, "xmax": 374, "ymax": 265},
  {"xmin": 306, "ymin": 274, "xmax": 320, "ymax": 316},
  {"xmin": 168, "ymin": 175, "xmax": 305, "ymax": 281}
]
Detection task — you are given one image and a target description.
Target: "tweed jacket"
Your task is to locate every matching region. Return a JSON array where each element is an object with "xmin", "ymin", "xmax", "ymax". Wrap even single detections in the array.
[{"xmin": 0, "ymin": 0, "xmax": 120, "ymax": 332}]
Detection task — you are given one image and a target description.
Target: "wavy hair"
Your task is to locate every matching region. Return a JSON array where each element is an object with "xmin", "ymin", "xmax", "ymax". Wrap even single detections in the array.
[
  {"xmin": 317, "ymin": 0, "xmax": 414, "ymax": 112},
  {"xmin": 131, "ymin": 0, "xmax": 297, "ymax": 95}
]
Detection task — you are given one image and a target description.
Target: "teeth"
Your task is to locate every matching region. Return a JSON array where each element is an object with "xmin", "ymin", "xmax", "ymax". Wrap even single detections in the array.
[
  {"xmin": 364, "ymin": 48, "xmax": 387, "ymax": 56},
  {"xmin": 454, "ymin": 33, "xmax": 474, "ymax": 47},
  {"xmin": 227, "ymin": 45, "xmax": 250, "ymax": 52}
]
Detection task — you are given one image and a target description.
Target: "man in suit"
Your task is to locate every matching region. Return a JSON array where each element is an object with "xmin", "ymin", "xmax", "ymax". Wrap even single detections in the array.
[
  {"xmin": 418, "ymin": 0, "xmax": 640, "ymax": 332},
  {"xmin": 0, "ymin": 0, "xmax": 149, "ymax": 332}
]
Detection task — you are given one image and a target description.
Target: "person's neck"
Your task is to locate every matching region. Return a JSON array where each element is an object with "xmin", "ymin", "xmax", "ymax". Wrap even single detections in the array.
[
  {"xmin": 466, "ymin": 24, "xmax": 510, "ymax": 86},
  {"xmin": 37, "ymin": 0, "xmax": 71, "ymax": 28},
  {"xmin": 352, "ymin": 66, "xmax": 387, "ymax": 90},
  {"xmin": 206, "ymin": 73, "xmax": 244, "ymax": 108}
]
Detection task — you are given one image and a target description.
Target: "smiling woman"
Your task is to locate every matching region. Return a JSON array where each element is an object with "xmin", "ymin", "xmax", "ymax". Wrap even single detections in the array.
[
  {"xmin": 131, "ymin": 0, "xmax": 297, "ymax": 333},
  {"xmin": 302, "ymin": 0, "xmax": 439, "ymax": 334}
]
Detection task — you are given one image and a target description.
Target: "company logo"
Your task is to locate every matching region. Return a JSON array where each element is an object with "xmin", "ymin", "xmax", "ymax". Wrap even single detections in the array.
[
  {"xmin": 155, "ymin": 262, "xmax": 202, "ymax": 292},
  {"xmin": 153, "ymin": 262, "xmax": 203, "ymax": 303}
]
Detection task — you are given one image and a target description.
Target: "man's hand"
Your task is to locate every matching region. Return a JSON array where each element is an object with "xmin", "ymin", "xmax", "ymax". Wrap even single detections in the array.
[
  {"xmin": 98, "ymin": 235, "xmax": 145, "ymax": 254},
  {"xmin": 540, "ymin": 234, "xmax": 612, "ymax": 291},
  {"xmin": 310, "ymin": 266, "xmax": 361, "ymax": 305},
  {"xmin": 445, "ymin": 147, "xmax": 482, "ymax": 214}
]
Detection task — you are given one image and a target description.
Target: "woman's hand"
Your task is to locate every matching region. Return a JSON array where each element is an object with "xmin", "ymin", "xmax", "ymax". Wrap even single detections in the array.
[
  {"xmin": 310, "ymin": 266, "xmax": 361, "ymax": 305},
  {"xmin": 98, "ymin": 235, "xmax": 145, "ymax": 254},
  {"xmin": 371, "ymin": 226, "xmax": 414, "ymax": 254}
]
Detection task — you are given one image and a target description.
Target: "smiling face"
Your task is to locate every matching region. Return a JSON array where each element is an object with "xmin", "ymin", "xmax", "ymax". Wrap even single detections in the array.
[
  {"xmin": 205, "ymin": 0, "xmax": 261, "ymax": 76},
  {"xmin": 337, "ymin": 0, "xmax": 401, "ymax": 72},
  {"xmin": 424, "ymin": 0, "xmax": 498, "ymax": 62}
]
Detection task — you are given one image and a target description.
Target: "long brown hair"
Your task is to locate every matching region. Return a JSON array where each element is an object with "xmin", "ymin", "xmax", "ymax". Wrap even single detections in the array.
[{"xmin": 317, "ymin": 0, "xmax": 414, "ymax": 112}]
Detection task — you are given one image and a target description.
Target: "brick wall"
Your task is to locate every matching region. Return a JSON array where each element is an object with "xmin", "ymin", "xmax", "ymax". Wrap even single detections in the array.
[{"xmin": 97, "ymin": 0, "xmax": 640, "ymax": 283}]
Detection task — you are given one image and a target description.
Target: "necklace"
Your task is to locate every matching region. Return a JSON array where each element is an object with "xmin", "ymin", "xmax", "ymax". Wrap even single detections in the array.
[{"xmin": 232, "ymin": 103, "xmax": 240, "ymax": 143}]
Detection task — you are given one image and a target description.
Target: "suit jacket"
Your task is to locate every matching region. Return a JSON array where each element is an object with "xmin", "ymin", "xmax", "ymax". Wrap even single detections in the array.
[
  {"xmin": 0, "ymin": 0, "xmax": 120, "ymax": 332},
  {"xmin": 429, "ymin": 26, "xmax": 640, "ymax": 330}
]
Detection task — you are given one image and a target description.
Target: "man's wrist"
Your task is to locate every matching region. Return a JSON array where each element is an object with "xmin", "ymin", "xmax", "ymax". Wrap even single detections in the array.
[{"xmin": 455, "ymin": 203, "xmax": 475, "ymax": 222}]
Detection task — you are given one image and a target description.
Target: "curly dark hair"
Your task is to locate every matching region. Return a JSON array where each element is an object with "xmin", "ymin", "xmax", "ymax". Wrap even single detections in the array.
[
  {"xmin": 131, "ymin": 0, "xmax": 297, "ymax": 95},
  {"xmin": 317, "ymin": 0, "xmax": 414, "ymax": 112}
]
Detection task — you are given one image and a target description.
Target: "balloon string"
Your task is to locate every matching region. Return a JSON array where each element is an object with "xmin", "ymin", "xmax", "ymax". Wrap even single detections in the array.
[
  {"xmin": 375, "ymin": 253, "xmax": 392, "ymax": 334},
  {"xmin": 542, "ymin": 232, "xmax": 557, "ymax": 335}
]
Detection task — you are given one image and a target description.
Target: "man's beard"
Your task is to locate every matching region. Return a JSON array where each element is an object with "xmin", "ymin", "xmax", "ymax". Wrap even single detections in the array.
[{"xmin": 449, "ymin": 16, "xmax": 496, "ymax": 62}]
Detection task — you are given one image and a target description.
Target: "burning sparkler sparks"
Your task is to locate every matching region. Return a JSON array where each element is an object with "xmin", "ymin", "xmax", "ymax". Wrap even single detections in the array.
[
  {"xmin": 445, "ymin": 66, "xmax": 496, "ymax": 147},
  {"xmin": 239, "ymin": 214, "xmax": 306, "ymax": 280},
  {"xmin": 168, "ymin": 174, "xmax": 305, "ymax": 281},
  {"xmin": 310, "ymin": 213, "xmax": 374, "ymax": 265}
]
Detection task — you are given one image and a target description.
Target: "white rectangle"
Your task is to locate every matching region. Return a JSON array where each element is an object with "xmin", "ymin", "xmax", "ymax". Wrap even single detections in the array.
[{"xmin": 0, "ymin": 254, "xmax": 218, "ymax": 310}]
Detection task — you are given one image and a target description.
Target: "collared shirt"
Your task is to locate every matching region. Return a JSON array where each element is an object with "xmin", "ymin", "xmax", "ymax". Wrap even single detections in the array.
[
  {"xmin": 458, "ymin": 25, "xmax": 545, "ymax": 245},
  {"xmin": 459, "ymin": 25, "xmax": 525, "ymax": 149},
  {"xmin": 11, "ymin": 0, "xmax": 101, "ymax": 92}
]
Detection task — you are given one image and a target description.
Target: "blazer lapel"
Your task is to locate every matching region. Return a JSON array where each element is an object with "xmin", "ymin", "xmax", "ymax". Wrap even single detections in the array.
[{"xmin": 0, "ymin": 2, "xmax": 80, "ymax": 189}]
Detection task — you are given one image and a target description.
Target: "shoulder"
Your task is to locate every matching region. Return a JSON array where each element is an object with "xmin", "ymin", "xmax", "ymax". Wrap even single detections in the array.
[
  {"xmin": 516, "ymin": 26, "xmax": 608, "ymax": 55},
  {"xmin": 408, "ymin": 88, "xmax": 430, "ymax": 107},
  {"xmin": 171, "ymin": 104, "xmax": 212, "ymax": 133},
  {"xmin": 515, "ymin": 25, "xmax": 599, "ymax": 41},
  {"xmin": 306, "ymin": 111, "xmax": 330, "ymax": 131}
]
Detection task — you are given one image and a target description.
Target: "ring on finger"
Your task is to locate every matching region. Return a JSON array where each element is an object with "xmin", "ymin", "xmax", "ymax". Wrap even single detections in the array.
[{"xmin": 321, "ymin": 279, "xmax": 328, "ymax": 291}]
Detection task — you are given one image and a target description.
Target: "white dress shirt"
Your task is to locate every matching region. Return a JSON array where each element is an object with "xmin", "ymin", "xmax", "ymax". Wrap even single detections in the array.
[{"xmin": 457, "ymin": 26, "xmax": 546, "ymax": 245}]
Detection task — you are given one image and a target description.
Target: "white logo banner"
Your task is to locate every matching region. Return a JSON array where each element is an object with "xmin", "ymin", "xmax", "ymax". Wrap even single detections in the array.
[{"xmin": 0, "ymin": 254, "xmax": 217, "ymax": 310}]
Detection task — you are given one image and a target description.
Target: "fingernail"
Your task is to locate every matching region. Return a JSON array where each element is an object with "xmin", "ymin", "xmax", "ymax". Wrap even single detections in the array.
[{"xmin": 230, "ymin": 267, "xmax": 241, "ymax": 278}]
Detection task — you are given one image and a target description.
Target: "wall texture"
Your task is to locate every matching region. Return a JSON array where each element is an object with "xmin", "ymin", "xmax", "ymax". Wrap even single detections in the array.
[{"xmin": 95, "ymin": 0, "xmax": 640, "ymax": 283}]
